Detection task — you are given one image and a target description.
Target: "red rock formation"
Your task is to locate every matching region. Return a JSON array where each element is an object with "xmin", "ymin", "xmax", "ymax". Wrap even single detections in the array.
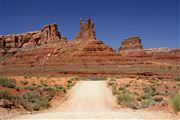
[
  {"xmin": 38, "ymin": 19, "xmax": 119, "ymax": 67},
  {"xmin": 1, "ymin": 18, "xmax": 179, "ymax": 74},
  {"xmin": 119, "ymin": 36, "xmax": 146, "ymax": 56},
  {"xmin": 0, "ymin": 24, "xmax": 67, "ymax": 49},
  {"xmin": 119, "ymin": 36, "xmax": 143, "ymax": 52},
  {"xmin": 75, "ymin": 18, "xmax": 96, "ymax": 41}
]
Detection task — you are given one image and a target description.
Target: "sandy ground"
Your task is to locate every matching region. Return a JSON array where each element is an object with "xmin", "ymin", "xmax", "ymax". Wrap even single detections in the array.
[{"xmin": 11, "ymin": 81, "xmax": 178, "ymax": 120}]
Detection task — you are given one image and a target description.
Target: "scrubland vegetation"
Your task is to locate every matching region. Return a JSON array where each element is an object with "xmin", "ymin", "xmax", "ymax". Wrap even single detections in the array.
[
  {"xmin": 0, "ymin": 76, "xmax": 78, "ymax": 111},
  {"xmin": 107, "ymin": 77, "xmax": 180, "ymax": 112},
  {"xmin": 171, "ymin": 92, "xmax": 180, "ymax": 112}
]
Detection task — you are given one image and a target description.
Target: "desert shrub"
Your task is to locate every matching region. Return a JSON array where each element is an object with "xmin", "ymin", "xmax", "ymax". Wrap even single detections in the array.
[
  {"xmin": 43, "ymin": 86, "xmax": 56, "ymax": 91},
  {"xmin": 40, "ymin": 82, "xmax": 48, "ymax": 87},
  {"xmin": 0, "ymin": 90, "xmax": 15, "ymax": 100},
  {"xmin": 67, "ymin": 79, "xmax": 72, "ymax": 84},
  {"xmin": 0, "ymin": 77, "xmax": 16, "ymax": 88},
  {"xmin": 143, "ymin": 86, "xmax": 152, "ymax": 93},
  {"xmin": 43, "ymin": 85, "xmax": 65, "ymax": 92},
  {"xmin": 66, "ymin": 77, "xmax": 74, "ymax": 88},
  {"xmin": 171, "ymin": 92, "xmax": 180, "ymax": 112},
  {"xmin": 24, "ymin": 86, "xmax": 36, "ymax": 91},
  {"xmin": 116, "ymin": 89, "xmax": 141, "ymax": 109},
  {"xmin": 108, "ymin": 82, "xmax": 112, "ymax": 86},
  {"xmin": 24, "ymin": 76, "xmax": 28, "ymax": 78},
  {"xmin": 20, "ymin": 91, "xmax": 50, "ymax": 111},
  {"xmin": 66, "ymin": 77, "xmax": 76, "ymax": 89},
  {"xmin": 127, "ymin": 101, "xmax": 139, "ymax": 109},
  {"xmin": 15, "ymin": 86, "xmax": 20, "ymax": 91},
  {"xmin": 116, "ymin": 91, "xmax": 134, "ymax": 105},
  {"xmin": 67, "ymin": 83, "xmax": 72, "ymax": 89},
  {"xmin": 173, "ymin": 76, "xmax": 180, "ymax": 81},
  {"xmin": 112, "ymin": 86, "xmax": 118, "ymax": 95},
  {"xmin": 32, "ymin": 83, "xmax": 36, "ymax": 86},
  {"xmin": 118, "ymin": 87, "xmax": 124, "ymax": 91},
  {"xmin": 47, "ymin": 91, "xmax": 55, "ymax": 101},
  {"xmin": 153, "ymin": 97, "xmax": 163, "ymax": 102},
  {"xmin": 125, "ymin": 84, "xmax": 131, "ymax": 88},
  {"xmin": 108, "ymin": 80, "xmax": 117, "ymax": 88},
  {"xmin": 55, "ymin": 85, "xmax": 66, "ymax": 92},
  {"xmin": 141, "ymin": 98, "xmax": 155, "ymax": 108},
  {"xmin": 141, "ymin": 93, "xmax": 151, "ymax": 99},
  {"xmin": 143, "ymin": 85, "xmax": 159, "ymax": 96},
  {"xmin": 68, "ymin": 76, "xmax": 79, "ymax": 81},
  {"xmin": 136, "ymin": 96, "xmax": 142, "ymax": 102},
  {"xmin": 21, "ymin": 80, "xmax": 29, "ymax": 85},
  {"xmin": 108, "ymin": 78, "xmax": 116, "ymax": 81},
  {"xmin": 37, "ymin": 84, "xmax": 42, "ymax": 88}
]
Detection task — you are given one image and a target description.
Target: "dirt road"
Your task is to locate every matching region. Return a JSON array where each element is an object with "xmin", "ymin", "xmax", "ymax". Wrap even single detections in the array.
[{"xmin": 12, "ymin": 81, "xmax": 177, "ymax": 119}]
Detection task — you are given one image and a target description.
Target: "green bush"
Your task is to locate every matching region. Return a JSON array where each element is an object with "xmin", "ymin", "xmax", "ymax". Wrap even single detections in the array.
[
  {"xmin": 141, "ymin": 93, "xmax": 151, "ymax": 99},
  {"xmin": 32, "ymin": 82, "xmax": 36, "ymax": 86},
  {"xmin": 173, "ymin": 76, "xmax": 180, "ymax": 81},
  {"xmin": 46, "ymin": 90, "xmax": 56, "ymax": 101},
  {"xmin": 153, "ymin": 97, "xmax": 163, "ymax": 102},
  {"xmin": 143, "ymin": 86, "xmax": 152, "ymax": 93},
  {"xmin": 141, "ymin": 98, "xmax": 155, "ymax": 108},
  {"xmin": 0, "ymin": 77, "xmax": 16, "ymax": 88},
  {"xmin": 118, "ymin": 87, "xmax": 124, "ymax": 91},
  {"xmin": 171, "ymin": 92, "xmax": 180, "ymax": 112},
  {"xmin": 21, "ymin": 80, "xmax": 29, "ymax": 85},
  {"xmin": 112, "ymin": 86, "xmax": 118, "ymax": 95},
  {"xmin": 66, "ymin": 77, "xmax": 75, "ymax": 88},
  {"xmin": 67, "ymin": 76, "xmax": 79, "ymax": 81},
  {"xmin": 20, "ymin": 91, "xmax": 50, "ymax": 111},
  {"xmin": 108, "ymin": 81, "xmax": 116, "ymax": 86},
  {"xmin": 66, "ymin": 77, "xmax": 76, "ymax": 89},
  {"xmin": 116, "ymin": 91, "xmax": 134, "ymax": 105},
  {"xmin": 24, "ymin": 86, "xmax": 36, "ymax": 91},
  {"xmin": 127, "ymin": 101, "xmax": 139, "ymax": 109},
  {"xmin": 43, "ymin": 86, "xmax": 56, "ymax": 91},
  {"xmin": 116, "ymin": 91, "xmax": 139, "ymax": 109},
  {"xmin": 55, "ymin": 85, "xmax": 66, "ymax": 92},
  {"xmin": 0, "ymin": 90, "xmax": 15, "ymax": 100},
  {"xmin": 67, "ymin": 83, "xmax": 72, "ymax": 89},
  {"xmin": 67, "ymin": 80, "xmax": 72, "ymax": 84}
]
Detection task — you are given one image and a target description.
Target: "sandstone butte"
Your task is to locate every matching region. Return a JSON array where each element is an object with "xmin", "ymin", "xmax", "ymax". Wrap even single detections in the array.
[{"xmin": 0, "ymin": 18, "xmax": 179, "ymax": 70}]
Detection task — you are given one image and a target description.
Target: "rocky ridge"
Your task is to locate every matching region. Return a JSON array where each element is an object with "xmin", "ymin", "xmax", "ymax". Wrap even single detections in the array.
[
  {"xmin": 0, "ymin": 18, "xmax": 179, "ymax": 68},
  {"xmin": 0, "ymin": 24, "xmax": 67, "ymax": 49}
]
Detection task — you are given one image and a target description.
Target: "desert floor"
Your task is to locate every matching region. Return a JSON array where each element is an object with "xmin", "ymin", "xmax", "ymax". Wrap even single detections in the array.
[{"xmin": 12, "ymin": 80, "xmax": 178, "ymax": 120}]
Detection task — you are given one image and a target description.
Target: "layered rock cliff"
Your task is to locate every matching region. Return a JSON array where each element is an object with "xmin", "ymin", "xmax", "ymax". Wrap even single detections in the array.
[
  {"xmin": 44, "ymin": 18, "xmax": 118, "ymax": 66},
  {"xmin": 119, "ymin": 36, "xmax": 143, "ymax": 52},
  {"xmin": 0, "ymin": 18, "xmax": 179, "ymax": 69},
  {"xmin": 0, "ymin": 24, "xmax": 67, "ymax": 49},
  {"xmin": 118, "ymin": 36, "xmax": 147, "ymax": 57}
]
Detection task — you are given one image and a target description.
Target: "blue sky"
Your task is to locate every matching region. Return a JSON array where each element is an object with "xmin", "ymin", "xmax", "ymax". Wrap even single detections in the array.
[{"xmin": 0, "ymin": 0, "xmax": 179, "ymax": 49}]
